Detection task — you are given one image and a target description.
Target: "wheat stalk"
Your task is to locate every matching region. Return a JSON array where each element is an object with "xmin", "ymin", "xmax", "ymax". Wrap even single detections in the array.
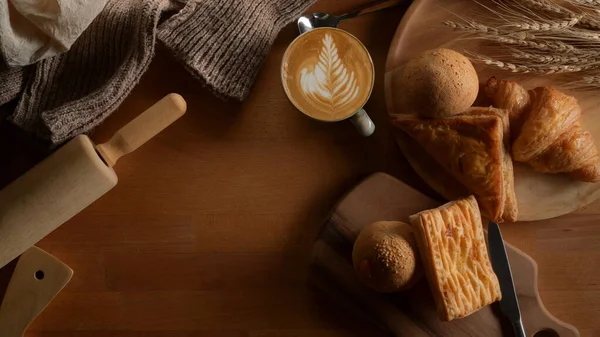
[
  {"xmin": 577, "ymin": 15, "xmax": 600, "ymax": 29},
  {"xmin": 446, "ymin": 19, "xmax": 593, "ymax": 54},
  {"xmin": 564, "ymin": 0, "xmax": 600, "ymax": 8},
  {"xmin": 444, "ymin": 21, "xmax": 500, "ymax": 35},
  {"xmin": 577, "ymin": 75, "xmax": 600, "ymax": 85},
  {"xmin": 511, "ymin": 51, "xmax": 600, "ymax": 70},
  {"xmin": 445, "ymin": 20, "xmax": 539, "ymax": 40},
  {"xmin": 490, "ymin": 35, "xmax": 585, "ymax": 54},
  {"xmin": 560, "ymin": 27, "xmax": 600, "ymax": 40},
  {"xmin": 444, "ymin": 0, "xmax": 600, "ymax": 89},
  {"xmin": 521, "ymin": 0, "xmax": 567, "ymax": 14},
  {"xmin": 474, "ymin": 55, "xmax": 588, "ymax": 74},
  {"xmin": 503, "ymin": 17, "xmax": 580, "ymax": 31}
]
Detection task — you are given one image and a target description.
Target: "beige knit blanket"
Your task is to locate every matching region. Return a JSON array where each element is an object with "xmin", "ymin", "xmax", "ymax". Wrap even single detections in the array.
[{"xmin": 0, "ymin": 0, "xmax": 314, "ymax": 144}]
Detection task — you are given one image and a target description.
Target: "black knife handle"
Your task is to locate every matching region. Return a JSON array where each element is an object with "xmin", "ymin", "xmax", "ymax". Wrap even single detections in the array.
[{"xmin": 513, "ymin": 319, "xmax": 527, "ymax": 337}]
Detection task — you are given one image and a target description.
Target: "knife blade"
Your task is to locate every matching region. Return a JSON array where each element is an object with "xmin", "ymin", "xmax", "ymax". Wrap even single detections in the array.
[{"xmin": 488, "ymin": 221, "xmax": 527, "ymax": 337}]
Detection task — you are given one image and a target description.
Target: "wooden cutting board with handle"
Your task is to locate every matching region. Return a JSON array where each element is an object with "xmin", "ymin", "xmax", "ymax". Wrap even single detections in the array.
[
  {"xmin": 309, "ymin": 172, "xmax": 579, "ymax": 337},
  {"xmin": 0, "ymin": 246, "xmax": 73, "ymax": 337}
]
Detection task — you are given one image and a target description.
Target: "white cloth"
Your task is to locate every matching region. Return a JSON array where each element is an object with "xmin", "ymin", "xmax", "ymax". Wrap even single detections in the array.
[{"xmin": 0, "ymin": 0, "xmax": 107, "ymax": 66}]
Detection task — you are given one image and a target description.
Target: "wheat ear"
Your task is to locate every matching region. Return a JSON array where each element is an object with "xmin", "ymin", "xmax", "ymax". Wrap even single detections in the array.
[
  {"xmin": 473, "ymin": 55, "xmax": 588, "ymax": 73},
  {"xmin": 577, "ymin": 75, "xmax": 600, "ymax": 85},
  {"xmin": 503, "ymin": 17, "xmax": 580, "ymax": 31},
  {"xmin": 578, "ymin": 15, "xmax": 600, "ymax": 29},
  {"xmin": 559, "ymin": 28, "xmax": 600, "ymax": 41},
  {"xmin": 520, "ymin": 0, "xmax": 568, "ymax": 14},
  {"xmin": 489, "ymin": 35, "xmax": 584, "ymax": 54},
  {"xmin": 445, "ymin": 20, "xmax": 537, "ymax": 40},
  {"xmin": 444, "ymin": 21, "xmax": 499, "ymax": 35},
  {"xmin": 563, "ymin": 0, "xmax": 600, "ymax": 8},
  {"xmin": 512, "ymin": 51, "xmax": 600, "ymax": 66}
]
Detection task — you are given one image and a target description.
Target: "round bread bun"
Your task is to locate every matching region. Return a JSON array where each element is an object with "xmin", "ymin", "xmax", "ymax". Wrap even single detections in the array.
[
  {"xmin": 352, "ymin": 221, "xmax": 422, "ymax": 293},
  {"xmin": 397, "ymin": 48, "xmax": 478, "ymax": 118}
]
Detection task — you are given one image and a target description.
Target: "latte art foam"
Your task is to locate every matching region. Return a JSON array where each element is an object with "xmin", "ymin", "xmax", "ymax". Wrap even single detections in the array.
[
  {"xmin": 282, "ymin": 28, "xmax": 374, "ymax": 121},
  {"xmin": 299, "ymin": 34, "xmax": 360, "ymax": 113}
]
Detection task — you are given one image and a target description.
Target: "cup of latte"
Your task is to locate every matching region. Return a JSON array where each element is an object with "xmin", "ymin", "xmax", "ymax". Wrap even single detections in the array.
[{"xmin": 281, "ymin": 27, "xmax": 375, "ymax": 136}]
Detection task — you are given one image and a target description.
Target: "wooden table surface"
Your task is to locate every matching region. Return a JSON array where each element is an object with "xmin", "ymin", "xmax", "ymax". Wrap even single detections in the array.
[{"xmin": 1, "ymin": 0, "xmax": 599, "ymax": 336}]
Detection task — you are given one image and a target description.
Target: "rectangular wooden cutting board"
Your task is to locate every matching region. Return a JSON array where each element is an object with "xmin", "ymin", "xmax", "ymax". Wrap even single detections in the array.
[{"xmin": 308, "ymin": 172, "xmax": 579, "ymax": 337}]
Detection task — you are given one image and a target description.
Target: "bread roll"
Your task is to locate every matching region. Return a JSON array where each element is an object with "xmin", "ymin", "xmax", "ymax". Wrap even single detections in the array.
[
  {"xmin": 352, "ymin": 221, "xmax": 422, "ymax": 293},
  {"xmin": 394, "ymin": 48, "xmax": 478, "ymax": 118}
]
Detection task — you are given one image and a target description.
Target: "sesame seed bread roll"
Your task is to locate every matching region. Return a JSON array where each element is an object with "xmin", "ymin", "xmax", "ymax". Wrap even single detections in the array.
[{"xmin": 352, "ymin": 221, "xmax": 423, "ymax": 293}]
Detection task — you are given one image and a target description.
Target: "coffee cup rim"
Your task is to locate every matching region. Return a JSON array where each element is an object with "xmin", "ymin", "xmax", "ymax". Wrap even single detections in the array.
[{"xmin": 280, "ymin": 27, "xmax": 375, "ymax": 123}]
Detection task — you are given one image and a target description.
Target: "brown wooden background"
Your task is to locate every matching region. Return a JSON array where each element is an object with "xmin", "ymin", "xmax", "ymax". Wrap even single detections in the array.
[{"xmin": 0, "ymin": 0, "xmax": 599, "ymax": 336}]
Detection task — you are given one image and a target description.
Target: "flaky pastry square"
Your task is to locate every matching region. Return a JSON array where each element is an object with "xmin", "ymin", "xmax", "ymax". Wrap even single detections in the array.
[{"xmin": 409, "ymin": 196, "xmax": 501, "ymax": 321}]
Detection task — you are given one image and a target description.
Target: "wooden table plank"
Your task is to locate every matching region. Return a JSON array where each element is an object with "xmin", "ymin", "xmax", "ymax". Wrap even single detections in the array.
[{"xmin": 0, "ymin": 0, "xmax": 597, "ymax": 336}]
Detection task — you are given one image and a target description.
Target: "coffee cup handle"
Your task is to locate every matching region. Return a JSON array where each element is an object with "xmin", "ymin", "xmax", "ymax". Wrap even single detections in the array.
[{"xmin": 350, "ymin": 109, "xmax": 375, "ymax": 137}]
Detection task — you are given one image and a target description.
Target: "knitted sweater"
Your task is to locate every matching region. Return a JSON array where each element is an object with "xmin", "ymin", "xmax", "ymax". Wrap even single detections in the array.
[{"xmin": 0, "ymin": 0, "xmax": 314, "ymax": 144}]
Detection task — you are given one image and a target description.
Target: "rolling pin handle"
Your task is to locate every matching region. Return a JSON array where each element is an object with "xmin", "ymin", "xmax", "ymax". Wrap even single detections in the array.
[{"xmin": 96, "ymin": 93, "xmax": 187, "ymax": 167}]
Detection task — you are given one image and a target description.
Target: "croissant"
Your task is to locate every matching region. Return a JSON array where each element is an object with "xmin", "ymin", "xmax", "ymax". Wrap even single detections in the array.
[
  {"xmin": 485, "ymin": 78, "xmax": 600, "ymax": 182},
  {"xmin": 484, "ymin": 77, "xmax": 530, "ymax": 139}
]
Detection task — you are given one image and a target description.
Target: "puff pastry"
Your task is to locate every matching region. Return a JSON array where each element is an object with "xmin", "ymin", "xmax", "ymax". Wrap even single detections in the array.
[
  {"xmin": 484, "ymin": 77, "xmax": 530, "ymax": 139},
  {"xmin": 393, "ymin": 112, "xmax": 515, "ymax": 222},
  {"xmin": 394, "ymin": 130, "xmax": 470, "ymax": 201},
  {"xmin": 486, "ymin": 78, "xmax": 600, "ymax": 182},
  {"xmin": 462, "ymin": 107, "xmax": 518, "ymax": 223},
  {"xmin": 409, "ymin": 196, "xmax": 502, "ymax": 321}
]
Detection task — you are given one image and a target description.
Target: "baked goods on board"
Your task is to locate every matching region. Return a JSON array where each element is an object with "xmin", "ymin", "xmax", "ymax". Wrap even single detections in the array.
[
  {"xmin": 391, "ymin": 47, "xmax": 600, "ymax": 225},
  {"xmin": 392, "ymin": 111, "xmax": 517, "ymax": 222},
  {"xmin": 485, "ymin": 78, "xmax": 600, "ymax": 182},
  {"xmin": 409, "ymin": 196, "xmax": 502, "ymax": 321},
  {"xmin": 352, "ymin": 221, "xmax": 423, "ymax": 293},
  {"xmin": 350, "ymin": 199, "xmax": 502, "ymax": 321}
]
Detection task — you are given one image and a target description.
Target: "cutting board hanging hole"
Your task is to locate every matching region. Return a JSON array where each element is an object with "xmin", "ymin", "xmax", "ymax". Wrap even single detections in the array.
[{"xmin": 35, "ymin": 270, "xmax": 44, "ymax": 280}]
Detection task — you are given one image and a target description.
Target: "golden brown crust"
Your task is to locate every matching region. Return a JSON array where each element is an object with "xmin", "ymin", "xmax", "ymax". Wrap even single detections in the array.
[
  {"xmin": 394, "ymin": 130, "xmax": 470, "ymax": 201},
  {"xmin": 352, "ymin": 221, "xmax": 423, "ymax": 293},
  {"xmin": 462, "ymin": 107, "xmax": 518, "ymax": 222},
  {"xmin": 513, "ymin": 87, "xmax": 600, "ymax": 182},
  {"xmin": 484, "ymin": 77, "xmax": 531, "ymax": 139},
  {"xmin": 500, "ymin": 154, "xmax": 518, "ymax": 222},
  {"xmin": 397, "ymin": 48, "xmax": 479, "ymax": 118},
  {"xmin": 514, "ymin": 87, "xmax": 580, "ymax": 161},
  {"xmin": 392, "ymin": 113, "xmax": 507, "ymax": 222},
  {"xmin": 409, "ymin": 196, "xmax": 502, "ymax": 321}
]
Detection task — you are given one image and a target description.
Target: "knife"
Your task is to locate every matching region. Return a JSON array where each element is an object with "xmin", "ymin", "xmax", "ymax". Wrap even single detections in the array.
[{"xmin": 488, "ymin": 221, "xmax": 527, "ymax": 337}]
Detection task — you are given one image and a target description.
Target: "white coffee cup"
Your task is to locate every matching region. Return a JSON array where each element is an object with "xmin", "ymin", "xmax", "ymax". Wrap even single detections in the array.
[{"xmin": 281, "ymin": 27, "xmax": 375, "ymax": 136}]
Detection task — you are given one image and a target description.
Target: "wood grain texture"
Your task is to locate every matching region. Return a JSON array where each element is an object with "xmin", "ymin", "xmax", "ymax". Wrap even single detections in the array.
[
  {"xmin": 0, "ymin": 0, "xmax": 597, "ymax": 336},
  {"xmin": 385, "ymin": 0, "xmax": 600, "ymax": 221},
  {"xmin": 310, "ymin": 173, "xmax": 579, "ymax": 336}
]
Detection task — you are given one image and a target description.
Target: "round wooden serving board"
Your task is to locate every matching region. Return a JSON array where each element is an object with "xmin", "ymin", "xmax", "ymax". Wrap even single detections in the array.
[{"xmin": 384, "ymin": 0, "xmax": 600, "ymax": 221}]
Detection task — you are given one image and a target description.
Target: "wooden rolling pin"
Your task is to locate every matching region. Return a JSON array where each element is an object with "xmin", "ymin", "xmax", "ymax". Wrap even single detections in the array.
[
  {"xmin": 0, "ymin": 247, "xmax": 73, "ymax": 337},
  {"xmin": 0, "ymin": 94, "xmax": 186, "ymax": 269}
]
